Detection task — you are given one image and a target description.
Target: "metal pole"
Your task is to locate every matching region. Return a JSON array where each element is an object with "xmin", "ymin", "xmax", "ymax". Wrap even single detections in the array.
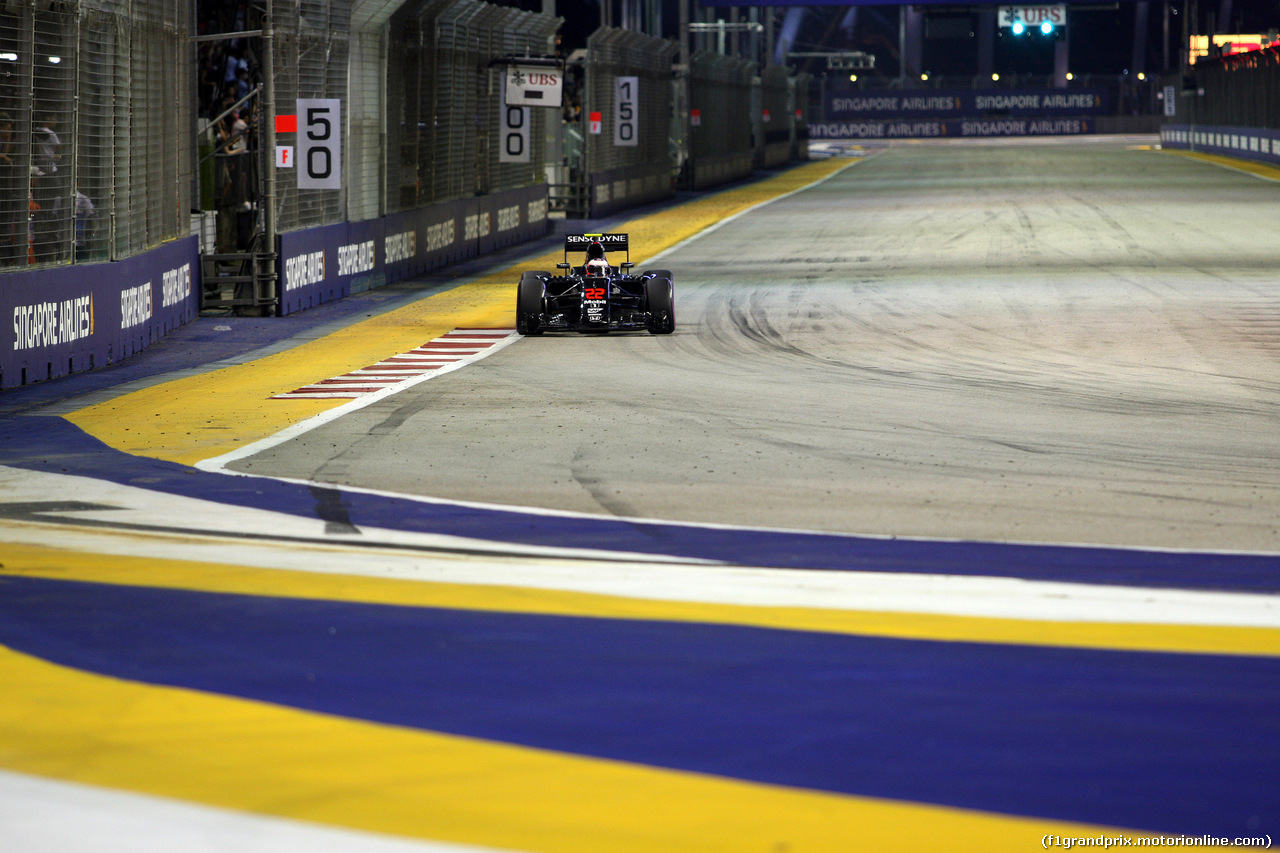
[
  {"xmin": 260, "ymin": 0, "xmax": 278, "ymax": 310},
  {"xmin": 766, "ymin": 6, "xmax": 774, "ymax": 67},
  {"xmin": 680, "ymin": 0, "xmax": 689, "ymax": 69},
  {"xmin": 1163, "ymin": 0, "xmax": 1170, "ymax": 74},
  {"xmin": 70, "ymin": 6, "xmax": 81, "ymax": 263},
  {"xmin": 898, "ymin": 5, "xmax": 906, "ymax": 87}
]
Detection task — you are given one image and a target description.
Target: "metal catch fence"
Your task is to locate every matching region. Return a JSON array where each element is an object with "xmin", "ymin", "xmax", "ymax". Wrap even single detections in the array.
[
  {"xmin": 1178, "ymin": 48, "xmax": 1280, "ymax": 130},
  {"xmin": 583, "ymin": 27, "xmax": 678, "ymax": 176},
  {"xmin": 0, "ymin": 0, "xmax": 191, "ymax": 273},
  {"xmin": 759, "ymin": 64, "xmax": 793, "ymax": 168},
  {"xmin": 272, "ymin": 0, "xmax": 351, "ymax": 233},
  {"xmin": 686, "ymin": 51, "xmax": 754, "ymax": 188},
  {"xmin": 385, "ymin": 0, "xmax": 559, "ymax": 213}
]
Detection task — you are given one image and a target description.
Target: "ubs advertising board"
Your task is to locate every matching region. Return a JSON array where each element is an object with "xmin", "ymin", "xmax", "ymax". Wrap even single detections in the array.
[{"xmin": 3, "ymin": 236, "xmax": 200, "ymax": 390}]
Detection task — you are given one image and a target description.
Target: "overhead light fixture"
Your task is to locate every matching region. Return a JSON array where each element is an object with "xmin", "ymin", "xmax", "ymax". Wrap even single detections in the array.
[
  {"xmin": 47, "ymin": 56, "xmax": 61, "ymax": 64},
  {"xmin": 991, "ymin": 72, "xmax": 1000, "ymax": 81},
  {"xmin": 1039, "ymin": 20, "xmax": 1054, "ymax": 35},
  {"xmin": 1011, "ymin": 20, "xmax": 1025, "ymax": 35},
  {"xmin": 0, "ymin": 53, "xmax": 17, "ymax": 61}
]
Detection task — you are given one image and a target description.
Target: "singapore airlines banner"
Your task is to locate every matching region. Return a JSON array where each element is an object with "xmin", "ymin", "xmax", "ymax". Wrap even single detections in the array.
[
  {"xmin": 811, "ymin": 117, "xmax": 1095, "ymax": 140},
  {"xmin": 826, "ymin": 88, "xmax": 1109, "ymax": 119},
  {"xmin": 3, "ymin": 236, "xmax": 199, "ymax": 390},
  {"xmin": 812, "ymin": 86, "xmax": 1108, "ymax": 140}
]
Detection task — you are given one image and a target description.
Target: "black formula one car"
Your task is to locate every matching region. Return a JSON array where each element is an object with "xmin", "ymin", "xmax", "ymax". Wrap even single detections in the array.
[{"xmin": 516, "ymin": 233, "xmax": 675, "ymax": 335}]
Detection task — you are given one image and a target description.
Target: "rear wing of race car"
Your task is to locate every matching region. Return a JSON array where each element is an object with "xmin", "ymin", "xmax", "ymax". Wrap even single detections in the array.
[
  {"xmin": 563, "ymin": 233, "xmax": 629, "ymax": 264},
  {"xmin": 565, "ymin": 233, "xmax": 628, "ymax": 252}
]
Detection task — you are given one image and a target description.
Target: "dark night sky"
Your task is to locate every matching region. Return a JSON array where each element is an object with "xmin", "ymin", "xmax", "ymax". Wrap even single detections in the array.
[{"xmin": 520, "ymin": 0, "xmax": 1280, "ymax": 79}]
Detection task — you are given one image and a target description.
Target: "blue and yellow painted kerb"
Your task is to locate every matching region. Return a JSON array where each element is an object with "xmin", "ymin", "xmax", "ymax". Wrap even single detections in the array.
[
  {"xmin": 3, "ymin": 544, "xmax": 1277, "ymax": 850},
  {"xmin": 3, "ymin": 156, "xmax": 1278, "ymax": 850}
]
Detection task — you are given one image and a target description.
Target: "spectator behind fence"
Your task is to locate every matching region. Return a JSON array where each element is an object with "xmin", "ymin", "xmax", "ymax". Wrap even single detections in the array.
[
  {"xmin": 0, "ymin": 112, "xmax": 21, "ymax": 264},
  {"xmin": 52, "ymin": 188, "xmax": 96, "ymax": 256},
  {"xmin": 215, "ymin": 111, "xmax": 251, "ymax": 251},
  {"xmin": 31, "ymin": 114, "xmax": 69, "ymax": 261},
  {"xmin": 32, "ymin": 115, "xmax": 60, "ymax": 179}
]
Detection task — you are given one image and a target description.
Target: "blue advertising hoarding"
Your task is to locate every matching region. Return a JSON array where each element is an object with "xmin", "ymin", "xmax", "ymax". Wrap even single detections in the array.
[
  {"xmin": 3, "ymin": 237, "xmax": 200, "ymax": 389},
  {"xmin": 811, "ymin": 117, "xmax": 1094, "ymax": 140},
  {"xmin": 827, "ymin": 88, "xmax": 1110, "ymax": 120},
  {"xmin": 277, "ymin": 185, "xmax": 549, "ymax": 316}
]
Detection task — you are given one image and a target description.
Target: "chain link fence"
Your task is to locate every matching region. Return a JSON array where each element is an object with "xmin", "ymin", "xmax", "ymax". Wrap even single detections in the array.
[
  {"xmin": 793, "ymin": 71, "xmax": 812, "ymax": 158},
  {"xmin": 759, "ymin": 64, "xmax": 793, "ymax": 168},
  {"xmin": 583, "ymin": 27, "xmax": 676, "ymax": 175},
  {"xmin": 0, "ymin": 0, "xmax": 191, "ymax": 273},
  {"xmin": 385, "ymin": 0, "xmax": 558, "ymax": 214},
  {"xmin": 273, "ymin": 0, "xmax": 351, "ymax": 233},
  {"xmin": 686, "ymin": 51, "xmax": 753, "ymax": 189},
  {"xmin": 1177, "ymin": 48, "xmax": 1280, "ymax": 130},
  {"xmin": 582, "ymin": 26, "xmax": 677, "ymax": 215}
]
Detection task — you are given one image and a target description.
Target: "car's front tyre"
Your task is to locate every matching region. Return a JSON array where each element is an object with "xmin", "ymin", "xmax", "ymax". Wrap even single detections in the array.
[
  {"xmin": 517, "ymin": 274, "xmax": 546, "ymax": 335},
  {"xmin": 644, "ymin": 276, "xmax": 674, "ymax": 335}
]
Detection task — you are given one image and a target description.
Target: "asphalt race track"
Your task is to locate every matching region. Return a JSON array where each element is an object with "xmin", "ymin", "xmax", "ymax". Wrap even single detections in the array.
[
  {"xmin": 1, "ymin": 139, "xmax": 1278, "ymax": 852},
  {"xmin": 234, "ymin": 140, "xmax": 1280, "ymax": 552}
]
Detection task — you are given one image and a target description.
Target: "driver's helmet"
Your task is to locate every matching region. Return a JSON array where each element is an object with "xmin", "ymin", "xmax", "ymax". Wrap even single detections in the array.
[{"xmin": 584, "ymin": 241, "xmax": 609, "ymax": 275}]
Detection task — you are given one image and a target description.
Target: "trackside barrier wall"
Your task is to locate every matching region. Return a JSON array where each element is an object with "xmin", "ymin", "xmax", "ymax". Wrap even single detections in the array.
[
  {"xmin": 277, "ymin": 185, "xmax": 548, "ymax": 315},
  {"xmin": 687, "ymin": 52, "xmax": 754, "ymax": 190},
  {"xmin": 1160, "ymin": 125, "xmax": 1280, "ymax": 166},
  {"xmin": 586, "ymin": 164, "xmax": 673, "ymax": 219},
  {"xmin": 583, "ymin": 27, "xmax": 679, "ymax": 217},
  {"xmin": 3, "ymin": 237, "xmax": 200, "ymax": 390}
]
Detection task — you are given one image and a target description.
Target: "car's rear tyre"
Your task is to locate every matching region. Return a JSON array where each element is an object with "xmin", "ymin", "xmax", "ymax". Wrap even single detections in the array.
[
  {"xmin": 517, "ymin": 275, "xmax": 546, "ymax": 335},
  {"xmin": 645, "ymin": 277, "xmax": 674, "ymax": 335}
]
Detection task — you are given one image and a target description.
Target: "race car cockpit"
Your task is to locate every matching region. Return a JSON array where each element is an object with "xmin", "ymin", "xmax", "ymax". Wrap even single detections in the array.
[{"xmin": 582, "ymin": 240, "xmax": 610, "ymax": 277}]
